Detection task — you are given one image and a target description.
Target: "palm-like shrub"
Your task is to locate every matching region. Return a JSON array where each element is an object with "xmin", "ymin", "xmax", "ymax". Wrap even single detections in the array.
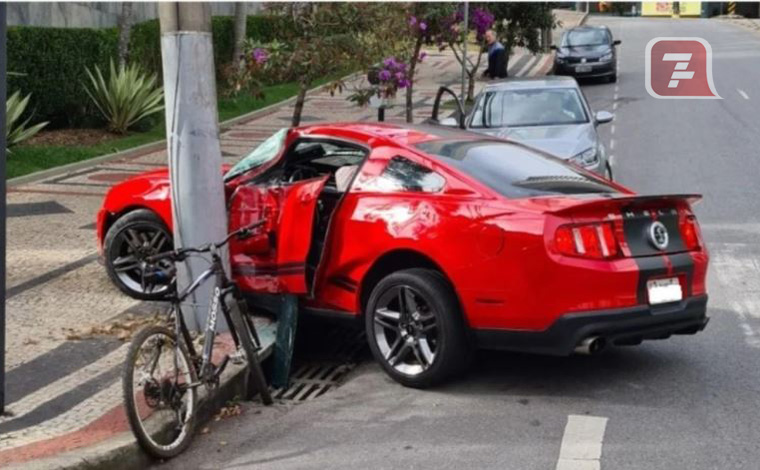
[
  {"xmin": 6, "ymin": 91, "xmax": 48, "ymax": 149},
  {"xmin": 83, "ymin": 60, "xmax": 164, "ymax": 134}
]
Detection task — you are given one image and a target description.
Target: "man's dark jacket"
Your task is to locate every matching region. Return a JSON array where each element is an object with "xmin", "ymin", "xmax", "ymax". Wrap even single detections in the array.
[{"xmin": 484, "ymin": 41, "xmax": 508, "ymax": 79}]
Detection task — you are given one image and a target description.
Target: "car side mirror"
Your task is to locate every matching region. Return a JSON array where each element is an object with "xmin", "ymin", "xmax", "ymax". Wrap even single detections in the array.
[
  {"xmin": 595, "ymin": 110, "xmax": 614, "ymax": 124},
  {"xmin": 439, "ymin": 117, "xmax": 459, "ymax": 127},
  {"xmin": 613, "ymin": 39, "xmax": 621, "ymax": 46}
]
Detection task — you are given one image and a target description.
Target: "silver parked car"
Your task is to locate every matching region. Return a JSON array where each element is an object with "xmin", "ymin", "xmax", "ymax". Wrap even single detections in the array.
[{"xmin": 436, "ymin": 76, "xmax": 614, "ymax": 179}]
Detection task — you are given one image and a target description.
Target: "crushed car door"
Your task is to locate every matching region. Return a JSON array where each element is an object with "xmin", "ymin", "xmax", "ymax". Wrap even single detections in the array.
[{"xmin": 228, "ymin": 175, "xmax": 329, "ymax": 294}]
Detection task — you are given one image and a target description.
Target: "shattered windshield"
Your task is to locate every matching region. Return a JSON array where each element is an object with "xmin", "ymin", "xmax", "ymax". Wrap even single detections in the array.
[{"xmin": 224, "ymin": 128, "xmax": 287, "ymax": 181}]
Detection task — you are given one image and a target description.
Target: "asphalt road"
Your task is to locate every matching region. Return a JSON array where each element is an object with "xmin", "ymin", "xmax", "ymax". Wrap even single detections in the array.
[{"xmin": 162, "ymin": 17, "xmax": 760, "ymax": 470}]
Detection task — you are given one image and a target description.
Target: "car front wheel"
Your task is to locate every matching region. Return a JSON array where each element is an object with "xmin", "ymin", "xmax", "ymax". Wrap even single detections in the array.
[
  {"xmin": 104, "ymin": 209, "xmax": 174, "ymax": 300},
  {"xmin": 365, "ymin": 268, "xmax": 471, "ymax": 388}
]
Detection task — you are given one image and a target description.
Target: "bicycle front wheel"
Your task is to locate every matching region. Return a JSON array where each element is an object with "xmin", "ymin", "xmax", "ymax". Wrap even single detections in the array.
[{"xmin": 122, "ymin": 325, "xmax": 198, "ymax": 459}]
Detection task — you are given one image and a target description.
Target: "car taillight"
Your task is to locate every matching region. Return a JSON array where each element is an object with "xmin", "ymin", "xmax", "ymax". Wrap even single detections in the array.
[
  {"xmin": 554, "ymin": 222, "xmax": 619, "ymax": 259},
  {"xmin": 679, "ymin": 213, "xmax": 701, "ymax": 250}
]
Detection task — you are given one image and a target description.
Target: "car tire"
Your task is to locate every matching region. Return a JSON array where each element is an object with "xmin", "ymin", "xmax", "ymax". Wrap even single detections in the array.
[
  {"xmin": 365, "ymin": 268, "xmax": 471, "ymax": 389},
  {"xmin": 104, "ymin": 209, "xmax": 174, "ymax": 300}
]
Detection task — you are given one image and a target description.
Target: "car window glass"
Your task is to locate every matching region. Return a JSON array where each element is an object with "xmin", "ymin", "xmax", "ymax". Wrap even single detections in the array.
[
  {"xmin": 562, "ymin": 29, "xmax": 609, "ymax": 47},
  {"xmin": 372, "ymin": 156, "xmax": 446, "ymax": 193},
  {"xmin": 415, "ymin": 140, "xmax": 616, "ymax": 198},
  {"xmin": 225, "ymin": 128, "xmax": 287, "ymax": 181},
  {"xmin": 471, "ymin": 88, "xmax": 589, "ymax": 128}
]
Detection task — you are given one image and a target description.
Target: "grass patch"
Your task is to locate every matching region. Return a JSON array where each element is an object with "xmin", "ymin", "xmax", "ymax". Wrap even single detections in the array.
[{"xmin": 8, "ymin": 72, "xmax": 350, "ymax": 180}]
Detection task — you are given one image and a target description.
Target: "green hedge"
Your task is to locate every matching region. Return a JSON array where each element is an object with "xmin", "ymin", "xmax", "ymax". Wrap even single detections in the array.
[
  {"xmin": 129, "ymin": 15, "xmax": 290, "ymax": 83},
  {"xmin": 7, "ymin": 15, "xmax": 290, "ymax": 128},
  {"xmin": 7, "ymin": 26, "xmax": 118, "ymax": 127}
]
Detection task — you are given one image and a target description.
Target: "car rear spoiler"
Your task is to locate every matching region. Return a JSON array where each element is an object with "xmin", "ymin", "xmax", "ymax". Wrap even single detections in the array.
[{"xmin": 549, "ymin": 194, "xmax": 703, "ymax": 216}]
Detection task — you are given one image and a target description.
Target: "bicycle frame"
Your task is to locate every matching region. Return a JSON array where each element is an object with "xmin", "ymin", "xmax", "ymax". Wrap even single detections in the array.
[{"xmin": 168, "ymin": 245, "xmax": 243, "ymax": 384}]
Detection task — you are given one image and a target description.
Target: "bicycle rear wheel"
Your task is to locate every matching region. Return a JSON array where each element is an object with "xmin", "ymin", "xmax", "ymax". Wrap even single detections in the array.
[
  {"xmin": 123, "ymin": 325, "xmax": 198, "ymax": 459},
  {"xmin": 229, "ymin": 297, "xmax": 274, "ymax": 405}
]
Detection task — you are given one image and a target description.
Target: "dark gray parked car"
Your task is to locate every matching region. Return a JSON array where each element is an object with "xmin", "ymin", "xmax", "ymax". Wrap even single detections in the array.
[
  {"xmin": 436, "ymin": 76, "xmax": 615, "ymax": 179},
  {"xmin": 552, "ymin": 25, "xmax": 620, "ymax": 82}
]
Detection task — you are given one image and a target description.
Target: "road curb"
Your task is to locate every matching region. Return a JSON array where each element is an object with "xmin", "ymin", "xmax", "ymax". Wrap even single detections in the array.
[{"xmin": 8, "ymin": 72, "xmax": 360, "ymax": 189}]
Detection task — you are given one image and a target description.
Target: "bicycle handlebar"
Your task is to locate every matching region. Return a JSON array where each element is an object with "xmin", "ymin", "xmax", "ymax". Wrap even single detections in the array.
[{"xmin": 145, "ymin": 220, "xmax": 266, "ymax": 264}]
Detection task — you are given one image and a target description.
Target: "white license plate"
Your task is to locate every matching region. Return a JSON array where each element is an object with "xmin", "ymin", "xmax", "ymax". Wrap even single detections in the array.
[
  {"xmin": 575, "ymin": 65, "xmax": 592, "ymax": 73},
  {"xmin": 647, "ymin": 278, "xmax": 683, "ymax": 305}
]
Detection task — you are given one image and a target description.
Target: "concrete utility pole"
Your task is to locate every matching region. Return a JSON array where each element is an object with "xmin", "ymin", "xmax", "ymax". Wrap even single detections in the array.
[
  {"xmin": 0, "ymin": 2, "xmax": 7, "ymax": 414},
  {"xmin": 460, "ymin": 1, "xmax": 468, "ymax": 111},
  {"xmin": 158, "ymin": 3, "xmax": 228, "ymax": 331}
]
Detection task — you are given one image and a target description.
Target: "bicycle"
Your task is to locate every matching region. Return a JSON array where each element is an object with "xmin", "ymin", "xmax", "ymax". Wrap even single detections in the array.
[{"xmin": 122, "ymin": 221, "xmax": 273, "ymax": 459}]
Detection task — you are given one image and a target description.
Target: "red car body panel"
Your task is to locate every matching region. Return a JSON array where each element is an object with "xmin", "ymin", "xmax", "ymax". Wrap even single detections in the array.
[{"xmin": 97, "ymin": 123, "xmax": 709, "ymax": 344}]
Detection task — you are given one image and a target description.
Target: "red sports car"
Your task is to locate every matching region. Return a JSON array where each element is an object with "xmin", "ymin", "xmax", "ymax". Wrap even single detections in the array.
[{"xmin": 97, "ymin": 123, "xmax": 709, "ymax": 387}]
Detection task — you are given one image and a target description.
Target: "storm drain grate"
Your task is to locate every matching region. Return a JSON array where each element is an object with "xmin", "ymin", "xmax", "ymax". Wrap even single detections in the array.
[{"xmin": 272, "ymin": 328, "xmax": 367, "ymax": 402}]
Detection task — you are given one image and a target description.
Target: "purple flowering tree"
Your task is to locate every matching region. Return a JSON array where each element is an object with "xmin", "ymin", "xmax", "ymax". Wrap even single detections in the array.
[
  {"xmin": 346, "ymin": 55, "xmax": 421, "ymax": 107},
  {"xmin": 402, "ymin": 3, "xmax": 457, "ymax": 123},
  {"xmin": 443, "ymin": 5, "xmax": 495, "ymax": 102}
]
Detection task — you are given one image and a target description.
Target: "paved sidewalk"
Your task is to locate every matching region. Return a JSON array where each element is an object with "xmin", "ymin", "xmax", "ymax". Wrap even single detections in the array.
[
  {"xmin": 0, "ymin": 10, "xmax": 586, "ymax": 468},
  {"xmin": 719, "ymin": 16, "xmax": 760, "ymax": 35}
]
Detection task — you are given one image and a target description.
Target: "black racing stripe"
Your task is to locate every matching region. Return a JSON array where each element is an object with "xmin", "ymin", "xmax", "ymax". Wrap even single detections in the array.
[
  {"xmin": 328, "ymin": 276, "xmax": 357, "ymax": 293},
  {"xmin": 668, "ymin": 252, "xmax": 695, "ymax": 297},
  {"xmin": 233, "ymin": 263, "xmax": 306, "ymax": 277},
  {"xmin": 633, "ymin": 255, "xmax": 670, "ymax": 304},
  {"xmin": 622, "ymin": 206, "xmax": 684, "ymax": 256}
]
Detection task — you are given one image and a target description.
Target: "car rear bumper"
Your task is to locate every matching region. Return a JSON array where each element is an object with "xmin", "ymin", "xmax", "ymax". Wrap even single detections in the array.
[
  {"xmin": 473, "ymin": 294, "xmax": 708, "ymax": 356},
  {"xmin": 553, "ymin": 61, "xmax": 616, "ymax": 78}
]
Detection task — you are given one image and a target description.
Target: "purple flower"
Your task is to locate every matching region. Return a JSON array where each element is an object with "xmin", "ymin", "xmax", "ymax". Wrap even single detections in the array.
[
  {"xmin": 408, "ymin": 16, "xmax": 417, "ymax": 27},
  {"xmin": 383, "ymin": 56, "xmax": 397, "ymax": 68},
  {"xmin": 398, "ymin": 79, "xmax": 411, "ymax": 89},
  {"xmin": 252, "ymin": 48, "xmax": 268, "ymax": 65},
  {"xmin": 419, "ymin": 21, "xmax": 428, "ymax": 31},
  {"xmin": 378, "ymin": 69, "xmax": 391, "ymax": 82},
  {"xmin": 418, "ymin": 51, "xmax": 427, "ymax": 62},
  {"xmin": 395, "ymin": 71, "xmax": 405, "ymax": 81}
]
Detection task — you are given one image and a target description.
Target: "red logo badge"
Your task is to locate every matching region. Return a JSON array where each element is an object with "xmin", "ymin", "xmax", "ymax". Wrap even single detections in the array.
[{"xmin": 645, "ymin": 37, "xmax": 720, "ymax": 99}]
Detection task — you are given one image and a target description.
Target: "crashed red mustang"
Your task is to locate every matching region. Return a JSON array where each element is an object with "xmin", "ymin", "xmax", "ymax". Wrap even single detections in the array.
[{"xmin": 97, "ymin": 123, "xmax": 709, "ymax": 387}]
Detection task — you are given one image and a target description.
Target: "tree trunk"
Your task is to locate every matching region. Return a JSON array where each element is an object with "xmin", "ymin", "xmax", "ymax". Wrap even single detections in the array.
[
  {"xmin": 292, "ymin": 82, "xmax": 308, "ymax": 127},
  {"xmin": 405, "ymin": 36, "xmax": 424, "ymax": 123},
  {"xmin": 467, "ymin": 73, "xmax": 476, "ymax": 103},
  {"xmin": 117, "ymin": 2, "xmax": 133, "ymax": 68},
  {"xmin": 232, "ymin": 2, "xmax": 247, "ymax": 70}
]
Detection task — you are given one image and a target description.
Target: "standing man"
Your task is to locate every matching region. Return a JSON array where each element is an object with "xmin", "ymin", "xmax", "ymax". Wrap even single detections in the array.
[{"xmin": 483, "ymin": 29, "xmax": 508, "ymax": 79}]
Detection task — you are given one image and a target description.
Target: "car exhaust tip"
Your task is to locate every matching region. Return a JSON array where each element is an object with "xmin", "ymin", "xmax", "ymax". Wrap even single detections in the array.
[{"xmin": 574, "ymin": 336, "xmax": 606, "ymax": 355}]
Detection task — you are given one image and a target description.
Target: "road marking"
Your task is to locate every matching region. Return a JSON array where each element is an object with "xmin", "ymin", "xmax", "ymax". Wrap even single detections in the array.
[
  {"xmin": 609, "ymin": 154, "xmax": 616, "ymax": 166},
  {"xmin": 609, "ymin": 139, "xmax": 615, "ymax": 150},
  {"xmin": 1, "ymin": 344, "xmax": 129, "ymax": 420},
  {"xmin": 610, "ymin": 124, "xmax": 616, "ymax": 134},
  {"xmin": 556, "ymin": 415, "xmax": 609, "ymax": 470},
  {"xmin": 737, "ymin": 89, "xmax": 749, "ymax": 100}
]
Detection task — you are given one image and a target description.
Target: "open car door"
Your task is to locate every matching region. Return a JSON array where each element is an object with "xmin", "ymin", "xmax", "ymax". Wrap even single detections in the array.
[
  {"xmin": 228, "ymin": 175, "xmax": 329, "ymax": 294},
  {"xmin": 424, "ymin": 86, "xmax": 466, "ymax": 129}
]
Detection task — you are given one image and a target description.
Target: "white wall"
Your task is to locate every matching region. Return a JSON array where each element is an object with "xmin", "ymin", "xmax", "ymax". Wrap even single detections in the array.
[{"xmin": 8, "ymin": 2, "xmax": 263, "ymax": 28}]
